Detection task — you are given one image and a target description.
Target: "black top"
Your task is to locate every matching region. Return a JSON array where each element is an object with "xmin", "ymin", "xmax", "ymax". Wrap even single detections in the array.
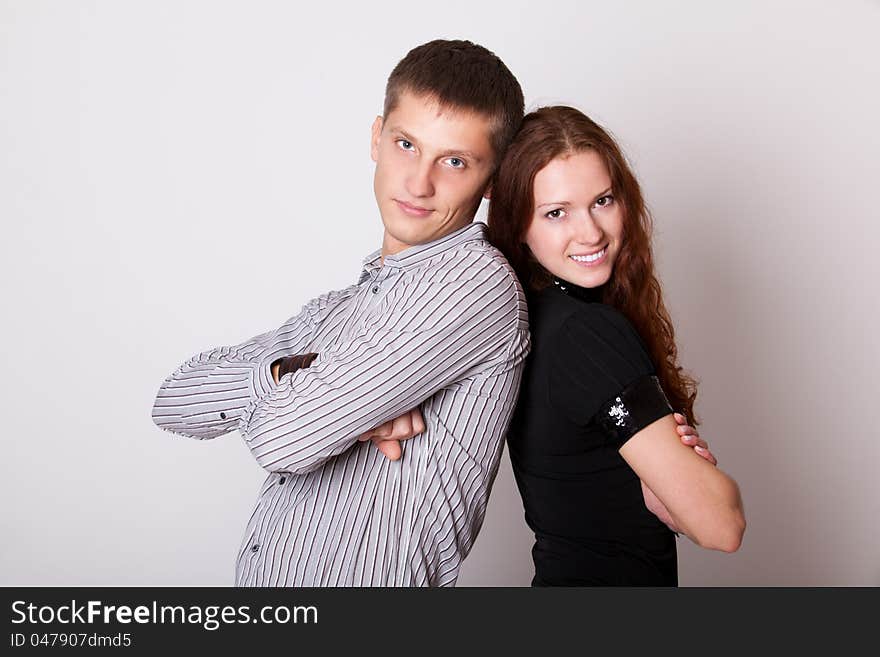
[{"xmin": 507, "ymin": 280, "xmax": 677, "ymax": 586}]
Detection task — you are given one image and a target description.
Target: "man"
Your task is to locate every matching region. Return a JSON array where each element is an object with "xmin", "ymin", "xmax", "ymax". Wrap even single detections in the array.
[{"xmin": 152, "ymin": 40, "xmax": 528, "ymax": 586}]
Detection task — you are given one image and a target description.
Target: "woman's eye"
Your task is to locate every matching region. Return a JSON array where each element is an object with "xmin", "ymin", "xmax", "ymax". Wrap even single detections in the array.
[
  {"xmin": 594, "ymin": 194, "xmax": 614, "ymax": 208},
  {"xmin": 397, "ymin": 139, "xmax": 414, "ymax": 151},
  {"xmin": 545, "ymin": 209, "xmax": 564, "ymax": 219}
]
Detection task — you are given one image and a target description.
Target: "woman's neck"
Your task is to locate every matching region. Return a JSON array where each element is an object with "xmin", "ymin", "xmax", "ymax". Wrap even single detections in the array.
[{"xmin": 551, "ymin": 277, "xmax": 605, "ymax": 303}]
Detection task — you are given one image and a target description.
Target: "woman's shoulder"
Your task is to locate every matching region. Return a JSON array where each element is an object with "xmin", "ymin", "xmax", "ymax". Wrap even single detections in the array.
[
  {"xmin": 530, "ymin": 292, "xmax": 656, "ymax": 424},
  {"xmin": 545, "ymin": 302, "xmax": 654, "ymax": 419},
  {"xmin": 557, "ymin": 303, "xmax": 652, "ymax": 372},
  {"xmin": 563, "ymin": 302, "xmax": 644, "ymax": 348},
  {"xmin": 529, "ymin": 286, "xmax": 649, "ymax": 365}
]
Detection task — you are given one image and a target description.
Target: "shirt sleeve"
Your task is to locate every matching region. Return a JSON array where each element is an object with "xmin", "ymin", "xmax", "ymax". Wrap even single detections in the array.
[
  {"xmin": 150, "ymin": 286, "xmax": 356, "ymax": 440},
  {"xmin": 547, "ymin": 304, "xmax": 657, "ymax": 427},
  {"xmin": 239, "ymin": 263, "xmax": 522, "ymax": 475}
]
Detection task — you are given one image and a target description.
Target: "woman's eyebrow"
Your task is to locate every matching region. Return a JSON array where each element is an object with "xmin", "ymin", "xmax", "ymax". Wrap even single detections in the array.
[
  {"xmin": 591, "ymin": 187, "xmax": 613, "ymax": 202},
  {"xmin": 536, "ymin": 186, "xmax": 613, "ymax": 210}
]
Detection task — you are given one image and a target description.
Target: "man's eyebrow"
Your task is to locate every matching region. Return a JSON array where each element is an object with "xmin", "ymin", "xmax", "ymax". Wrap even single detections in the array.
[
  {"xmin": 390, "ymin": 127, "xmax": 482, "ymax": 162},
  {"xmin": 389, "ymin": 127, "xmax": 416, "ymax": 142},
  {"xmin": 440, "ymin": 148, "xmax": 482, "ymax": 162}
]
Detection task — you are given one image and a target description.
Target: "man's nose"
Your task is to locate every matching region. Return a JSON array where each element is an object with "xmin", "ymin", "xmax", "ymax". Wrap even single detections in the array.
[{"xmin": 405, "ymin": 159, "xmax": 435, "ymax": 198}]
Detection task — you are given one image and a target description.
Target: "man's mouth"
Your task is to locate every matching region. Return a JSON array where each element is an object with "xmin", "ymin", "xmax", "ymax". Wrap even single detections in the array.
[{"xmin": 394, "ymin": 199, "xmax": 433, "ymax": 217}]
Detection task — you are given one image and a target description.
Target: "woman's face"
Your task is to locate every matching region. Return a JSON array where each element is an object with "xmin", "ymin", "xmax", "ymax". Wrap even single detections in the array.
[{"xmin": 524, "ymin": 150, "xmax": 624, "ymax": 289}]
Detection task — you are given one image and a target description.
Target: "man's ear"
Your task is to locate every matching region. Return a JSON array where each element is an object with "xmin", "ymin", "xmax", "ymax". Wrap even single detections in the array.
[
  {"xmin": 370, "ymin": 116, "xmax": 383, "ymax": 163},
  {"xmin": 482, "ymin": 183, "xmax": 492, "ymax": 201}
]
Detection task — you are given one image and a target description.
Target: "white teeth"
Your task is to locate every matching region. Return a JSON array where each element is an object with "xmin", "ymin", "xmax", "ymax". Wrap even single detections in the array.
[{"xmin": 570, "ymin": 248, "xmax": 606, "ymax": 263}]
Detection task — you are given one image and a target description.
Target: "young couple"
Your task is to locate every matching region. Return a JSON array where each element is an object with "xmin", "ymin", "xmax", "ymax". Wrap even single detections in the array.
[{"xmin": 152, "ymin": 39, "xmax": 745, "ymax": 587}]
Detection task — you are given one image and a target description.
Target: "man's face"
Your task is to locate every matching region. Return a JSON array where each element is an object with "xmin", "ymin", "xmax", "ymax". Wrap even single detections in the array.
[{"xmin": 371, "ymin": 91, "xmax": 495, "ymax": 257}]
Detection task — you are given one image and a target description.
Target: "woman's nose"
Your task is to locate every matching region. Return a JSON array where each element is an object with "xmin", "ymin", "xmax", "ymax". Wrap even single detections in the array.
[{"xmin": 573, "ymin": 212, "xmax": 604, "ymax": 244}]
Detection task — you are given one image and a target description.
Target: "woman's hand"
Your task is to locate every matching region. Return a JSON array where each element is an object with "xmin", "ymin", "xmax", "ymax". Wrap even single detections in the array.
[
  {"xmin": 673, "ymin": 413, "xmax": 716, "ymax": 465},
  {"xmin": 623, "ymin": 413, "xmax": 745, "ymax": 552}
]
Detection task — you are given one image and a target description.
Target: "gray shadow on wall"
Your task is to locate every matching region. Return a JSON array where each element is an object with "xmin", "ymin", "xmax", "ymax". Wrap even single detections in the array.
[{"xmin": 661, "ymin": 137, "xmax": 874, "ymax": 585}]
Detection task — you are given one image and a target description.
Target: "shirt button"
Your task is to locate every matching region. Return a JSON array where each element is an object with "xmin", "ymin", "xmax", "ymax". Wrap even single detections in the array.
[
  {"xmin": 279, "ymin": 477, "xmax": 286, "ymax": 485},
  {"xmin": 251, "ymin": 544, "xmax": 260, "ymax": 553},
  {"xmin": 219, "ymin": 412, "xmax": 227, "ymax": 420},
  {"xmin": 371, "ymin": 285, "xmax": 379, "ymax": 294}
]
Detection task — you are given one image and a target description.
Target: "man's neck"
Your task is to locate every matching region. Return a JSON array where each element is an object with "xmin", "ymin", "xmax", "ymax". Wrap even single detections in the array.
[
  {"xmin": 380, "ymin": 223, "xmax": 476, "ymax": 265},
  {"xmin": 379, "ymin": 235, "xmax": 403, "ymax": 266}
]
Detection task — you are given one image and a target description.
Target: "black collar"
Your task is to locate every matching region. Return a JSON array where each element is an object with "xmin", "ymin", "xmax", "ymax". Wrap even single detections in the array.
[{"xmin": 552, "ymin": 278, "xmax": 604, "ymax": 303}]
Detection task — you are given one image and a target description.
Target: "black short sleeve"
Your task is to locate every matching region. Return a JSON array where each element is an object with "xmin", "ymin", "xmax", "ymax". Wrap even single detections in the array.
[
  {"xmin": 594, "ymin": 375, "xmax": 673, "ymax": 448},
  {"xmin": 548, "ymin": 305, "xmax": 658, "ymax": 428}
]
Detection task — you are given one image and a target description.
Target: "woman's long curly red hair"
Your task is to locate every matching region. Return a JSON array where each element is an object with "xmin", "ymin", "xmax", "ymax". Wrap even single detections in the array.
[{"xmin": 487, "ymin": 106, "xmax": 698, "ymax": 423}]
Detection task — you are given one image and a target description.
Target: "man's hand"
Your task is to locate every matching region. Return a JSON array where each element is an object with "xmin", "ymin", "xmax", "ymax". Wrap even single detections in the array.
[
  {"xmin": 359, "ymin": 408, "xmax": 426, "ymax": 461},
  {"xmin": 641, "ymin": 413, "xmax": 716, "ymax": 533},
  {"xmin": 271, "ymin": 353, "xmax": 319, "ymax": 384}
]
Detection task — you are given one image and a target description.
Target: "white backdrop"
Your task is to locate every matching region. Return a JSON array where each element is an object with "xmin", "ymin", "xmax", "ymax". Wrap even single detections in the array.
[{"xmin": 2, "ymin": 0, "xmax": 878, "ymax": 586}]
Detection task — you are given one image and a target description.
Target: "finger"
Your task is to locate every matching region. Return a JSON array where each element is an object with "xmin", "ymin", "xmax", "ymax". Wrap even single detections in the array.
[
  {"xmin": 411, "ymin": 408, "xmax": 426, "ymax": 435},
  {"xmin": 379, "ymin": 440, "xmax": 400, "ymax": 460},
  {"xmin": 676, "ymin": 424, "xmax": 698, "ymax": 437},
  {"xmin": 373, "ymin": 421, "xmax": 394, "ymax": 438},
  {"xmin": 684, "ymin": 439, "xmax": 717, "ymax": 464},
  {"xmin": 392, "ymin": 413, "xmax": 414, "ymax": 440},
  {"xmin": 375, "ymin": 438, "xmax": 402, "ymax": 461},
  {"xmin": 673, "ymin": 412, "xmax": 686, "ymax": 425},
  {"xmin": 681, "ymin": 435, "xmax": 709, "ymax": 451},
  {"xmin": 694, "ymin": 445, "xmax": 718, "ymax": 466}
]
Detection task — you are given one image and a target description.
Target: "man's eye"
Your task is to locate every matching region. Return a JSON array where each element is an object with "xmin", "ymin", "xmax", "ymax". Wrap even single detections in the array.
[
  {"xmin": 446, "ymin": 157, "xmax": 465, "ymax": 169},
  {"xmin": 397, "ymin": 139, "xmax": 414, "ymax": 151}
]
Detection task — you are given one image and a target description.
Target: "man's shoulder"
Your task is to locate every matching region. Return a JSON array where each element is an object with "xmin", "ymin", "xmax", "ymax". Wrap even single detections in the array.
[
  {"xmin": 420, "ymin": 235, "xmax": 520, "ymax": 286},
  {"xmin": 405, "ymin": 241, "xmax": 527, "ymax": 332},
  {"xmin": 293, "ymin": 281, "xmax": 362, "ymax": 325}
]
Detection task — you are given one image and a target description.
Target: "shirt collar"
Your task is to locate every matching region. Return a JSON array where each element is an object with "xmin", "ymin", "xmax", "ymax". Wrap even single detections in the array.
[
  {"xmin": 358, "ymin": 222, "xmax": 486, "ymax": 283},
  {"xmin": 550, "ymin": 277, "xmax": 605, "ymax": 303}
]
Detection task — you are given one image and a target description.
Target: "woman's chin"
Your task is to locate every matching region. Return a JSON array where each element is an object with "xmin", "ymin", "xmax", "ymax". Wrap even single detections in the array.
[{"xmin": 563, "ymin": 264, "xmax": 612, "ymax": 289}]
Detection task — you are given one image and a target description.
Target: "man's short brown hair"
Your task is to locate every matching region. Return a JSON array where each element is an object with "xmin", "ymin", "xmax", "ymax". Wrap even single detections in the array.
[{"xmin": 383, "ymin": 39, "xmax": 524, "ymax": 163}]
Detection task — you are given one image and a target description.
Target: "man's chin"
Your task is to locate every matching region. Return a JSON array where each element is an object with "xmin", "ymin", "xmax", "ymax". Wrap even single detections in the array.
[{"xmin": 381, "ymin": 218, "xmax": 429, "ymax": 243}]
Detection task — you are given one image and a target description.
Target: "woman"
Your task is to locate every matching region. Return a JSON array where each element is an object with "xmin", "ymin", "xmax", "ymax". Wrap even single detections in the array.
[{"xmin": 486, "ymin": 106, "xmax": 745, "ymax": 586}]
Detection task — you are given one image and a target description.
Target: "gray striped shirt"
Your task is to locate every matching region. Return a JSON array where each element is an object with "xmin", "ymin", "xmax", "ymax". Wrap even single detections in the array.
[{"xmin": 152, "ymin": 222, "xmax": 530, "ymax": 586}]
